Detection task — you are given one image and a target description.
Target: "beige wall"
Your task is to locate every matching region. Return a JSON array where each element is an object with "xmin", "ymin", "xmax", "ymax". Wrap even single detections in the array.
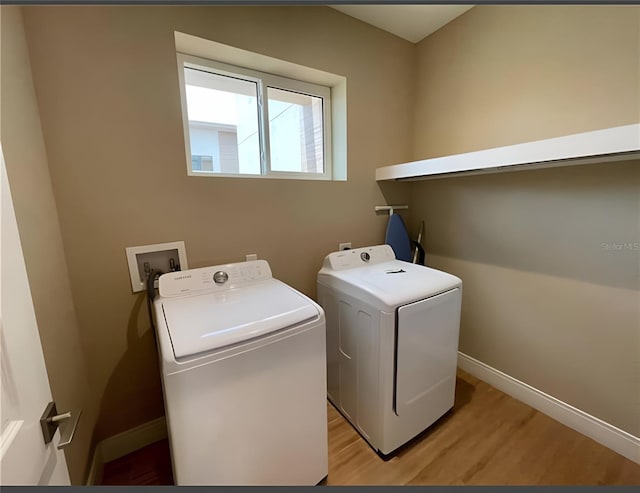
[
  {"xmin": 0, "ymin": 6, "xmax": 97, "ymax": 483},
  {"xmin": 21, "ymin": 6, "xmax": 414, "ymax": 444},
  {"xmin": 411, "ymin": 5, "xmax": 640, "ymax": 435},
  {"xmin": 412, "ymin": 5, "xmax": 640, "ymax": 157}
]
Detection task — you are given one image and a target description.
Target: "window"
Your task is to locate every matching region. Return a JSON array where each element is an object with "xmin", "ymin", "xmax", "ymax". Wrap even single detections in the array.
[{"xmin": 177, "ymin": 54, "xmax": 332, "ymax": 180}]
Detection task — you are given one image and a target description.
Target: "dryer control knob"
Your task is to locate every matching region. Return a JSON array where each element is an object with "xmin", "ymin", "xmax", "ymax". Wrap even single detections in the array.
[
  {"xmin": 360, "ymin": 252, "xmax": 370, "ymax": 262},
  {"xmin": 213, "ymin": 271, "xmax": 229, "ymax": 284}
]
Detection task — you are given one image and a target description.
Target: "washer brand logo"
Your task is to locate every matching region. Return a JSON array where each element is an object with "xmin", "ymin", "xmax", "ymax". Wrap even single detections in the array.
[
  {"xmin": 174, "ymin": 275, "xmax": 192, "ymax": 281},
  {"xmin": 386, "ymin": 269, "xmax": 406, "ymax": 274}
]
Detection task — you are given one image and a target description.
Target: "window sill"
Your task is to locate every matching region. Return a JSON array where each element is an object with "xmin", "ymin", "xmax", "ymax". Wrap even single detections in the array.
[{"xmin": 188, "ymin": 171, "xmax": 333, "ymax": 181}]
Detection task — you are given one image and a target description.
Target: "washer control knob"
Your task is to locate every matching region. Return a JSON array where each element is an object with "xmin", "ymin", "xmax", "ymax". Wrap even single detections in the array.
[
  {"xmin": 360, "ymin": 252, "xmax": 370, "ymax": 262},
  {"xmin": 213, "ymin": 271, "xmax": 229, "ymax": 284}
]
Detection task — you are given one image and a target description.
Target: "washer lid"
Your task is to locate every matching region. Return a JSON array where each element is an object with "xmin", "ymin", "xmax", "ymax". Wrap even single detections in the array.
[{"xmin": 160, "ymin": 279, "xmax": 319, "ymax": 358}]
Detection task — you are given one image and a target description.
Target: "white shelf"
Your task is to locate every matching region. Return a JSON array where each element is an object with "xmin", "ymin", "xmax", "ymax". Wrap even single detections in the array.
[{"xmin": 376, "ymin": 124, "xmax": 640, "ymax": 181}]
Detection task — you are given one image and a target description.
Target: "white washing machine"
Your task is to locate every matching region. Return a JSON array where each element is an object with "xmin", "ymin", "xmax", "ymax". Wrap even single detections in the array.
[
  {"xmin": 153, "ymin": 259, "xmax": 328, "ymax": 485},
  {"xmin": 317, "ymin": 244, "xmax": 462, "ymax": 456}
]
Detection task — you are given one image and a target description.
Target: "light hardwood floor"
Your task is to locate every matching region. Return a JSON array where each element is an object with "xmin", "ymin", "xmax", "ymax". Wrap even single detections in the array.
[
  {"xmin": 101, "ymin": 369, "xmax": 640, "ymax": 485},
  {"xmin": 325, "ymin": 370, "xmax": 640, "ymax": 485}
]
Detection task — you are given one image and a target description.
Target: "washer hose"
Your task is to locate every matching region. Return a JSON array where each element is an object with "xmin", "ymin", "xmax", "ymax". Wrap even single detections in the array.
[{"xmin": 146, "ymin": 270, "xmax": 163, "ymax": 332}]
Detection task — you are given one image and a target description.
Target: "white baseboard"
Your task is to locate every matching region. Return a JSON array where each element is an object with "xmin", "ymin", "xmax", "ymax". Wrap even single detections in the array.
[
  {"xmin": 85, "ymin": 417, "xmax": 168, "ymax": 485},
  {"xmin": 457, "ymin": 352, "xmax": 640, "ymax": 464},
  {"xmin": 85, "ymin": 445, "xmax": 103, "ymax": 486}
]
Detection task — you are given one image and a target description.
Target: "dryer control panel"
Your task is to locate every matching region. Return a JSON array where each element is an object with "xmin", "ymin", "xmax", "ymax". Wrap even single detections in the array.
[
  {"xmin": 322, "ymin": 244, "xmax": 396, "ymax": 271},
  {"xmin": 158, "ymin": 259, "xmax": 272, "ymax": 297}
]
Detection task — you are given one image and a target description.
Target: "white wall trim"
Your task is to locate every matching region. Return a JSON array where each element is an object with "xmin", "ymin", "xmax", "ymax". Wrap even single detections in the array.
[
  {"xmin": 458, "ymin": 352, "xmax": 640, "ymax": 464},
  {"xmin": 85, "ymin": 445, "xmax": 103, "ymax": 486},
  {"xmin": 85, "ymin": 417, "xmax": 168, "ymax": 485}
]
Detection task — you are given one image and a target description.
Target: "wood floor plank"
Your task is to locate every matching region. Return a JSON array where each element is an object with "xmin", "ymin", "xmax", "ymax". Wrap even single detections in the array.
[{"xmin": 327, "ymin": 370, "xmax": 640, "ymax": 485}]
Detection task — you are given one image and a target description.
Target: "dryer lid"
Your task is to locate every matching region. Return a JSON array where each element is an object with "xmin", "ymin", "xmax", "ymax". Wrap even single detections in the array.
[
  {"xmin": 337, "ymin": 260, "xmax": 459, "ymax": 307},
  {"xmin": 160, "ymin": 279, "xmax": 319, "ymax": 358},
  {"xmin": 318, "ymin": 246, "xmax": 461, "ymax": 311}
]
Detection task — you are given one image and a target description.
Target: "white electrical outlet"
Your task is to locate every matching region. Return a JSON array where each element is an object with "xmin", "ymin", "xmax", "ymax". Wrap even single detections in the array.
[
  {"xmin": 339, "ymin": 242, "xmax": 352, "ymax": 251},
  {"xmin": 245, "ymin": 253, "xmax": 258, "ymax": 261},
  {"xmin": 125, "ymin": 241, "xmax": 188, "ymax": 293}
]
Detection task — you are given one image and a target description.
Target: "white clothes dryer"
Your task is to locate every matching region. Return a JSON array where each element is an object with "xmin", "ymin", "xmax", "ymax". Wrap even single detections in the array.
[
  {"xmin": 153, "ymin": 259, "xmax": 328, "ymax": 485},
  {"xmin": 317, "ymin": 245, "xmax": 462, "ymax": 456}
]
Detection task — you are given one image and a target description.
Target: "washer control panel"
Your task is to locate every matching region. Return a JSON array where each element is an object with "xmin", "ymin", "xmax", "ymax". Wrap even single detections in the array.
[
  {"xmin": 159, "ymin": 259, "xmax": 272, "ymax": 297},
  {"xmin": 322, "ymin": 244, "xmax": 396, "ymax": 271}
]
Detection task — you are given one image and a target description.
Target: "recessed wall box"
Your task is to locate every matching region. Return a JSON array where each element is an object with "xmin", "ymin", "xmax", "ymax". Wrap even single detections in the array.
[{"xmin": 126, "ymin": 241, "xmax": 188, "ymax": 293}]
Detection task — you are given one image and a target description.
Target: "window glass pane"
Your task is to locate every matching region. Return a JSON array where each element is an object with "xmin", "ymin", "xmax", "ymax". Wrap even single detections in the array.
[
  {"xmin": 184, "ymin": 67, "xmax": 260, "ymax": 175},
  {"xmin": 267, "ymin": 87, "xmax": 324, "ymax": 174}
]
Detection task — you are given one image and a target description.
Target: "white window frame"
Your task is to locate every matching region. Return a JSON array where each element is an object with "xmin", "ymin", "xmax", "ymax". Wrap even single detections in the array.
[{"xmin": 177, "ymin": 53, "xmax": 333, "ymax": 181}]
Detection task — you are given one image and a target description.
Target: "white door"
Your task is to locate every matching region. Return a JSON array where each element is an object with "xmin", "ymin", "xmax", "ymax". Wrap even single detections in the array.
[{"xmin": 0, "ymin": 146, "xmax": 71, "ymax": 485}]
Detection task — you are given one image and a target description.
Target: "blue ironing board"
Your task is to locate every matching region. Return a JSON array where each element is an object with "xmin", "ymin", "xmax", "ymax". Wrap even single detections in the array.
[{"xmin": 385, "ymin": 213, "xmax": 412, "ymax": 262}]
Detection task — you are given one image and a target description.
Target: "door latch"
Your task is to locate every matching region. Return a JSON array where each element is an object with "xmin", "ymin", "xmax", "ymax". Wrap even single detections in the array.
[{"xmin": 40, "ymin": 401, "xmax": 82, "ymax": 450}]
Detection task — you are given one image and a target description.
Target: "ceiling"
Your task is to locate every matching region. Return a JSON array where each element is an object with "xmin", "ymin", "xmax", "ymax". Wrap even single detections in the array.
[{"xmin": 330, "ymin": 4, "xmax": 475, "ymax": 44}]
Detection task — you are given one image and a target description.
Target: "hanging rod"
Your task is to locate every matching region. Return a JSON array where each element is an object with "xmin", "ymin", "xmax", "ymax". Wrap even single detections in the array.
[{"xmin": 375, "ymin": 205, "xmax": 408, "ymax": 216}]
